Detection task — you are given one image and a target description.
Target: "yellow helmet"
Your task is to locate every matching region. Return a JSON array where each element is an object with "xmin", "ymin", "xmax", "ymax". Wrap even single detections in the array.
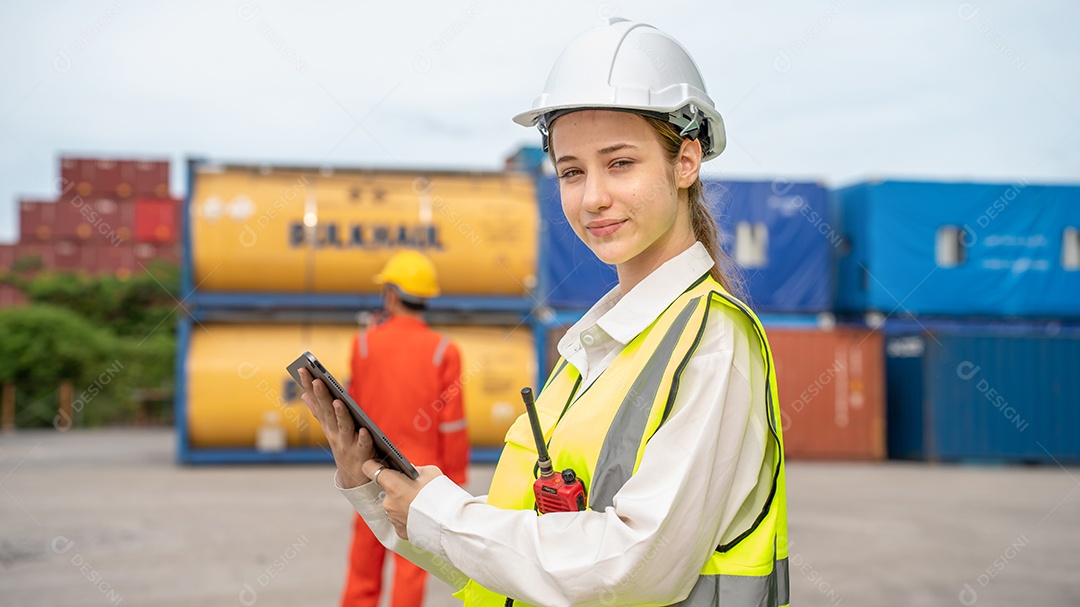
[{"xmin": 374, "ymin": 250, "xmax": 440, "ymax": 299}]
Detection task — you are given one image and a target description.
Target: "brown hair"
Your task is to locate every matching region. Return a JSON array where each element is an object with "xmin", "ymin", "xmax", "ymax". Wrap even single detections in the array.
[{"xmin": 639, "ymin": 115, "xmax": 744, "ymax": 300}]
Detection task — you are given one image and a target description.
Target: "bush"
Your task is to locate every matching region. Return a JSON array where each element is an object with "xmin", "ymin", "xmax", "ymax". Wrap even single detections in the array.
[
  {"xmin": 12, "ymin": 261, "xmax": 181, "ymax": 338},
  {"xmin": 0, "ymin": 263, "xmax": 180, "ymax": 428},
  {"xmin": 0, "ymin": 305, "xmax": 128, "ymax": 428}
]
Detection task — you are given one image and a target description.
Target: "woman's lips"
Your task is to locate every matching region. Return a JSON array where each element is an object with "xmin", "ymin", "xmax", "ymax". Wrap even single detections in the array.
[{"xmin": 586, "ymin": 219, "xmax": 626, "ymax": 237}]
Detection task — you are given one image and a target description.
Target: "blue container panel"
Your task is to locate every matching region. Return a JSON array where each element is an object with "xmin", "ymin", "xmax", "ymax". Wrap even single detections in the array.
[
  {"xmin": 837, "ymin": 180, "xmax": 1080, "ymax": 317},
  {"xmin": 707, "ymin": 180, "xmax": 833, "ymax": 313},
  {"xmin": 834, "ymin": 183, "xmax": 871, "ymax": 313},
  {"xmin": 925, "ymin": 331, "xmax": 1080, "ymax": 462}
]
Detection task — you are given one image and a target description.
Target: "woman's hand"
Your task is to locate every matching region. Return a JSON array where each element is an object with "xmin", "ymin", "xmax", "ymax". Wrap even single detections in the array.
[
  {"xmin": 362, "ymin": 461, "xmax": 444, "ymax": 539},
  {"xmin": 298, "ymin": 367, "xmax": 374, "ymax": 488}
]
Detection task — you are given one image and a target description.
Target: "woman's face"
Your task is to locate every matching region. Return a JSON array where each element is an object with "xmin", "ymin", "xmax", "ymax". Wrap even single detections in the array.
[{"xmin": 551, "ymin": 110, "xmax": 698, "ymax": 282}]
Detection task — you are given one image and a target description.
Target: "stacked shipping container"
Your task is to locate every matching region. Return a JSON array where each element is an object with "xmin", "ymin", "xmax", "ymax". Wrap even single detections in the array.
[
  {"xmin": 1, "ymin": 157, "xmax": 180, "ymax": 302},
  {"xmin": 835, "ymin": 180, "xmax": 1080, "ymax": 463},
  {"xmin": 178, "ymin": 160, "xmax": 542, "ymax": 463}
]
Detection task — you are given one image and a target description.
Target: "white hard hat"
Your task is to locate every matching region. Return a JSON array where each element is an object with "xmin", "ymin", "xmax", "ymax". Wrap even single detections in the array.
[{"xmin": 513, "ymin": 19, "xmax": 726, "ymax": 160}]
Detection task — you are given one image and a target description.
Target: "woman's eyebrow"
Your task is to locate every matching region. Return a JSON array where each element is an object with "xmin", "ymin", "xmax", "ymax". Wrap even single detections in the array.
[{"xmin": 556, "ymin": 143, "xmax": 638, "ymax": 165}]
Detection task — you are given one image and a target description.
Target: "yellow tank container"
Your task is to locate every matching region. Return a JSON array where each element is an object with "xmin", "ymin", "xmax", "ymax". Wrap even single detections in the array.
[
  {"xmin": 186, "ymin": 322, "xmax": 536, "ymax": 449},
  {"xmin": 189, "ymin": 166, "xmax": 538, "ymax": 295}
]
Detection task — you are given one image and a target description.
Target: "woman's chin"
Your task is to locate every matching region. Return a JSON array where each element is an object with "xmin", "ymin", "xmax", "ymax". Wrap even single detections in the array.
[{"xmin": 584, "ymin": 243, "xmax": 632, "ymax": 267}]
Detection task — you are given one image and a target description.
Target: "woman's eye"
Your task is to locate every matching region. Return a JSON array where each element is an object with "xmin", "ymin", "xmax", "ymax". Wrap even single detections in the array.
[
  {"xmin": 559, "ymin": 168, "xmax": 582, "ymax": 180},
  {"xmin": 611, "ymin": 159, "xmax": 633, "ymax": 169}
]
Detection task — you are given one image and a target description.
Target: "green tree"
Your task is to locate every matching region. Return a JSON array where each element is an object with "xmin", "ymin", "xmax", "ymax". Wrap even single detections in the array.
[{"xmin": 0, "ymin": 262, "xmax": 180, "ymax": 428}]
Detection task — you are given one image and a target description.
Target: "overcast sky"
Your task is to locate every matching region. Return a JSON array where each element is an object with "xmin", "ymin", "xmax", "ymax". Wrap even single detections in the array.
[{"xmin": 1, "ymin": 0, "xmax": 1077, "ymax": 244}]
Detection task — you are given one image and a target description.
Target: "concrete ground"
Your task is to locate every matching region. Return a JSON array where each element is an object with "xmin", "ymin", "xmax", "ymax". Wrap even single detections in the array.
[{"xmin": 1, "ymin": 429, "xmax": 1077, "ymax": 607}]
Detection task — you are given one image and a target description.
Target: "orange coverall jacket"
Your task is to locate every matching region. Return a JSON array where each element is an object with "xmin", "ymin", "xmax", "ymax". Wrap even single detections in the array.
[{"xmin": 348, "ymin": 315, "xmax": 468, "ymax": 484}]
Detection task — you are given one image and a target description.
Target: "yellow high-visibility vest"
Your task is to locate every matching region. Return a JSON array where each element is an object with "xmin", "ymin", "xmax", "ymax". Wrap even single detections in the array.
[{"xmin": 456, "ymin": 275, "xmax": 789, "ymax": 607}]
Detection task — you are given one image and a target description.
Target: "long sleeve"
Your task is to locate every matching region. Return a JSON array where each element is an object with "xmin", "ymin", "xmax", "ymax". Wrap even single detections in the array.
[
  {"xmin": 436, "ymin": 342, "xmax": 469, "ymax": 485},
  {"xmin": 403, "ymin": 307, "xmax": 772, "ymax": 607},
  {"xmin": 336, "ymin": 472, "xmax": 471, "ymax": 592}
]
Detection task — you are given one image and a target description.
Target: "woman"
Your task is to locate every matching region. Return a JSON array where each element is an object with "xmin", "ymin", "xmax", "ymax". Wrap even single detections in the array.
[{"xmin": 300, "ymin": 19, "xmax": 789, "ymax": 607}]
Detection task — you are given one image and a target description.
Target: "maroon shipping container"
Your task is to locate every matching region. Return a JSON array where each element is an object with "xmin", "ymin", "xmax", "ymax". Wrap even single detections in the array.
[
  {"xmin": 12, "ymin": 244, "xmax": 54, "ymax": 270},
  {"xmin": 769, "ymin": 327, "xmax": 886, "ymax": 460},
  {"xmin": 60, "ymin": 158, "xmax": 92, "ymax": 194},
  {"xmin": 133, "ymin": 161, "xmax": 170, "ymax": 197},
  {"xmin": 19, "ymin": 200, "xmax": 57, "ymax": 242},
  {"xmin": 61, "ymin": 157, "xmax": 169, "ymax": 198},
  {"xmin": 92, "ymin": 244, "xmax": 137, "ymax": 276},
  {"xmin": 51, "ymin": 240, "xmax": 87, "ymax": 271},
  {"xmin": 90, "ymin": 159, "xmax": 123, "ymax": 196},
  {"xmin": 56, "ymin": 195, "xmax": 135, "ymax": 245},
  {"xmin": 0, "ymin": 283, "xmax": 28, "ymax": 308},
  {"xmin": 134, "ymin": 197, "xmax": 179, "ymax": 243},
  {"xmin": 0, "ymin": 244, "xmax": 14, "ymax": 271},
  {"xmin": 132, "ymin": 242, "xmax": 180, "ymax": 267}
]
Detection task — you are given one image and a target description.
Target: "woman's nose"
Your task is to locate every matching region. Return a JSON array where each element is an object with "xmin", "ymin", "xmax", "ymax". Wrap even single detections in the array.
[{"xmin": 581, "ymin": 173, "xmax": 612, "ymax": 213}]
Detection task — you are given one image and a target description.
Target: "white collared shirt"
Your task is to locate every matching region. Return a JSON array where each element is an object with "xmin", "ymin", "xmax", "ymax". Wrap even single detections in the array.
[{"xmin": 338, "ymin": 241, "xmax": 772, "ymax": 607}]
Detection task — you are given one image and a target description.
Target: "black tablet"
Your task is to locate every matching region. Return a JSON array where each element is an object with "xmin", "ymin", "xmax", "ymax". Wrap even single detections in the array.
[{"xmin": 286, "ymin": 351, "xmax": 419, "ymax": 480}]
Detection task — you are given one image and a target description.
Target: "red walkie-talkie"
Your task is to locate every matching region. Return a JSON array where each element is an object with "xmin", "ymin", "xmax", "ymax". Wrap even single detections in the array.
[{"xmin": 520, "ymin": 387, "xmax": 587, "ymax": 514}]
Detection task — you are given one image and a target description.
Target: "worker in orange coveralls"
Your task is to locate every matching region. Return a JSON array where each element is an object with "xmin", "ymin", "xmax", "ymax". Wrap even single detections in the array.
[{"xmin": 341, "ymin": 250, "xmax": 469, "ymax": 607}]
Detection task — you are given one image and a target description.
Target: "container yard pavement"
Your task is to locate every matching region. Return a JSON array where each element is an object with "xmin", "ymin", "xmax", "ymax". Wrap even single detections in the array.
[{"xmin": 2, "ymin": 430, "xmax": 1078, "ymax": 607}]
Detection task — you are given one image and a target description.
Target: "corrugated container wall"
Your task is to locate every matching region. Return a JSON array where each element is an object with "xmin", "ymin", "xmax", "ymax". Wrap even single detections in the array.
[
  {"xmin": 835, "ymin": 180, "xmax": 1080, "ymax": 317},
  {"xmin": 536, "ymin": 176, "xmax": 833, "ymax": 312},
  {"xmin": 189, "ymin": 166, "xmax": 538, "ymax": 296},
  {"xmin": 766, "ymin": 327, "xmax": 885, "ymax": 459},
  {"xmin": 885, "ymin": 326, "xmax": 1080, "ymax": 462},
  {"xmin": 61, "ymin": 157, "xmax": 170, "ymax": 198},
  {"xmin": 184, "ymin": 322, "xmax": 535, "ymax": 450}
]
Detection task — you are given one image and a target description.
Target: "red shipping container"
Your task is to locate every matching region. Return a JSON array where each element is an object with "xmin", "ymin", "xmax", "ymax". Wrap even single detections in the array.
[
  {"xmin": 770, "ymin": 327, "xmax": 886, "ymax": 460},
  {"xmin": 133, "ymin": 161, "xmax": 170, "ymax": 197},
  {"xmin": 134, "ymin": 198, "xmax": 178, "ymax": 243}
]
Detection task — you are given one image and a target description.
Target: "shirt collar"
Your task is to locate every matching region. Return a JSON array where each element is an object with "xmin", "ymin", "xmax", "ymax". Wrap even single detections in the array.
[{"xmin": 559, "ymin": 241, "xmax": 715, "ymax": 351}]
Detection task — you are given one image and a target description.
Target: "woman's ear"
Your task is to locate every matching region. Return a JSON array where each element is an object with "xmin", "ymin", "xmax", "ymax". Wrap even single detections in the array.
[{"xmin": 675, "ymin": 138, "xmax": 702, "ymax": 189}]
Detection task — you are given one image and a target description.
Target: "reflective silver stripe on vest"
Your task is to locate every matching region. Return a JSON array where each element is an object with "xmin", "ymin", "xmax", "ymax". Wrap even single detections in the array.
[
  {"xmin": 589, "ymin": 296, "xmax": 702, "ymax": 511},
  {"xmin": 432, "ymin": 337, "xmax": 450, "ymax": 366},
  {"xmin": 671, "ymin": 558, "xmax": 789, "ymax": 607},
  {"xmin": 357, "ymin": 330, "xmax": 369, "ymax": 358}
]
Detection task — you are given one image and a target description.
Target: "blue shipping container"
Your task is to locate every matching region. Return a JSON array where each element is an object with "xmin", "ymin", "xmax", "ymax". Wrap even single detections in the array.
[
  {"xmin": 885, "ymin": 324, "xmax": 1080, "ymax": 463},
  {"xmin": 835, "ymin": 180, "xmax": 1080, "ymax": 317},
  {"xmin": 537, "ymin": 176, "xmax": 833, "ymax": 313}
]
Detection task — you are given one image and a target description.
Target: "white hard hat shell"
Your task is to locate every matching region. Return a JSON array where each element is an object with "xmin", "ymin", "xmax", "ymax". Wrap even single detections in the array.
[{"xmin": 513, "ymin": 19, "xmax": 727, "ymax": 159}]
